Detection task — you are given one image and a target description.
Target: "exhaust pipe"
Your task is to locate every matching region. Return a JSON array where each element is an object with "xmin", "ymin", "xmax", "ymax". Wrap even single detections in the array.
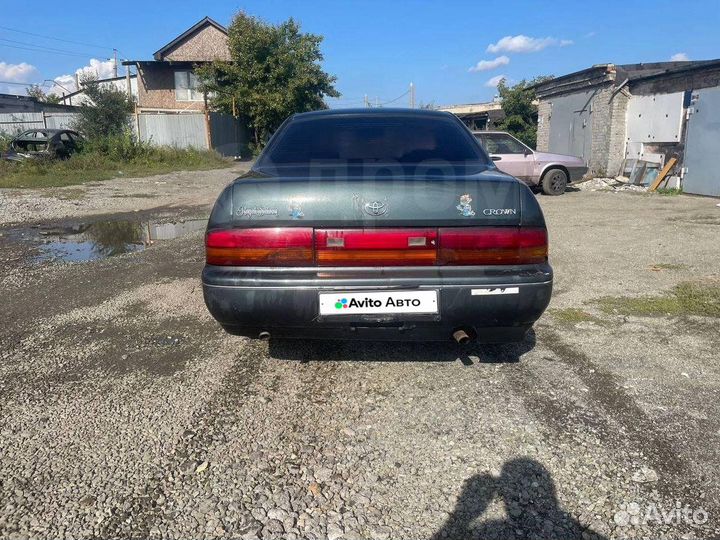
[
  {"xmin": 258, "ymin": 331, "xmax": 271, "ymax": 340},
  {"xmin": 452, "ymin": 329, "xmax": 471, "ymax": 345}
]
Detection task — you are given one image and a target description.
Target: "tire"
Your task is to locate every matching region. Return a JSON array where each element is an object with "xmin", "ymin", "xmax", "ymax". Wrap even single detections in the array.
[{"xmin": 541, "ymin": 168, "xmax": 568, "ymax": 195}]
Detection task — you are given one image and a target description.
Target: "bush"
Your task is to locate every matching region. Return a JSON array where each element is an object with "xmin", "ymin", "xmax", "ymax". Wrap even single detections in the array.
[
  {"xmin": 0, "ymin": 134, "xmax": 13, "ymax": 153},
  {"xmin": 72, "ymin": 75, "xmax": 134, "ymax": 138}
]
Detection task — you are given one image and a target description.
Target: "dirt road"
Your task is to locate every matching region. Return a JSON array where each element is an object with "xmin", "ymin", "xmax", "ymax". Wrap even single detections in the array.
[{"xmin": 1, "ymin": 175, "xmax": 719, "ymax": 539}]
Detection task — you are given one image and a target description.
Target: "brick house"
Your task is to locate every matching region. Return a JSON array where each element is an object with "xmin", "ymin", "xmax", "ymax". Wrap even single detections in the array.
[
  {"xmin": 123, "ymin": 17, "xmax": 230, "ymax": 112},
  {"xmin": 533, "ymin": 60, "xmax": 720, "ymax": 195}
]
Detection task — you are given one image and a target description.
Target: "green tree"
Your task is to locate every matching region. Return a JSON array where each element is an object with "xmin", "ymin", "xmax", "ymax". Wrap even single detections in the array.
[
  {"xmin": 72, "ymin": 75, "xmax": 133, "ymax": 138},
  {"xmin": 196, "ymin": 12, "xmax": 339, "ymax": 151},
  {"xmin": 26, "ymin": 84, "xmax": 61, "ymax": 104},
  {"xmin": 495, "ymin": 75, "xmax": 553, "ymax": 148}
]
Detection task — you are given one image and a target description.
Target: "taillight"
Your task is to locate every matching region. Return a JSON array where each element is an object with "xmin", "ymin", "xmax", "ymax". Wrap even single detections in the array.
[
  {"xmin": 206, "ymin": 227, "xmax": 313, "ymax": 266},
  {"xmin": 205, "ymin": 227, "xmax": 547, "ymax": 267},
  {"xmin": 316, "ymin": 229, "xmax": 437, "ymax": 266},
  {"xmin": 438, "ymin": 227, "xmax": 547, "ymax": 265}
]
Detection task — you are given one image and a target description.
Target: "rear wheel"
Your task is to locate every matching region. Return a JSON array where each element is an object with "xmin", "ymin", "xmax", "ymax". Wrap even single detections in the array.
[{"xmin": 541, "ymin": 168, "xmax": 568, "ymax": 195}]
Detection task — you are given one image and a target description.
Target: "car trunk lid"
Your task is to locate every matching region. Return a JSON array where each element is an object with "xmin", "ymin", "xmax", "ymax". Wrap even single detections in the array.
[{"xmin": 220, "ymin": 173, "xmax": 524, "ymax": 227}]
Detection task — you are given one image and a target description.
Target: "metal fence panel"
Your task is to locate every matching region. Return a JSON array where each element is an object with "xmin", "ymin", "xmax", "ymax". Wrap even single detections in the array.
[
  {"xmin": 0, "ymin": 112, "xmax": 78, "ymax": 135},
  {"xmin": 0, "ymin": 112, "xmax": 45, "ymax": 135},
  {"xmin": 137, "ymin": 113, "xmax": 207, "ymax": 149},
  {"xmin": 209, "ymin": 112, "xmax": 250, "ymax": 157},
  {"xmin": 1, "ymin": 110, "xmax": 247, "ymax": 157},
  {"xmin": 44, "ymin": 113, "xmax": 78, "ymax": 130}
]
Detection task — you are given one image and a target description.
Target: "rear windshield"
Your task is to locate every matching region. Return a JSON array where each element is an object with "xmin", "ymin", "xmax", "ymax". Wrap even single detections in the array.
[{"xmin": 260, "ymin": 115, "xmax": 488, "ymax": 165}]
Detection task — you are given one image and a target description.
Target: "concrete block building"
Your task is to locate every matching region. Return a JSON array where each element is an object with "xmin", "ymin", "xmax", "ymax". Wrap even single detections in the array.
[{"xmin": 534, "ymin": 60, "xmax": 720, "ymax": 196}]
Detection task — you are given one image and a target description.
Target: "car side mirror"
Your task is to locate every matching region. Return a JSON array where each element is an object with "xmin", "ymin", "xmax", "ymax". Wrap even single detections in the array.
[
  {"xmin": 524, "ymin": 149, "xmax": 531, "ymax": 157},
  {"xmin": 490, "ymin": 155, "xmax": 502, "ymax": 161}
]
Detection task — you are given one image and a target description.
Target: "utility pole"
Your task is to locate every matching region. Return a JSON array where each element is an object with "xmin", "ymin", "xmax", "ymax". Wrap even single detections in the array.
[
  {"xmin": 409, "ymin": 82, "xmax": 415, "ymax": 108},
  {"xmin": 364, "ymin": 94, "xmax": 369, "ymax": 108},
  {"xmin": 126, "ymin": 67, "xmax": 132, "ymax": 99},
  {"xmin": 113, "ymin": 49, "xmax": 118, "ymax": 78}
]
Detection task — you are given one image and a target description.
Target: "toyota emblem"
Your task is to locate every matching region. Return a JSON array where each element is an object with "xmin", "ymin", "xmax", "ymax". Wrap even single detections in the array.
[{"xmin": 363, "ymin": 201, "xmax": 388, "ymax": 216}]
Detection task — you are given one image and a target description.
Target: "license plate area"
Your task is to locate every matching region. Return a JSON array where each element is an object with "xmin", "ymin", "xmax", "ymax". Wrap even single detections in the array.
[{"xmin": 318, "ymin": 290, "xmax": 439, "ymax": 316}]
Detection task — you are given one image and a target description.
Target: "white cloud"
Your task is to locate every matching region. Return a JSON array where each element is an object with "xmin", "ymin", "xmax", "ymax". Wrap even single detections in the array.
[
  {"xmin": 487, "ymin": 35, "xmax": 573, "ymax": 54},
  {"xmin": 0, "ymin": 61, "xmax": 39, "ymax": 82},
  {"xmin": 48, "ymin": 74, "xmax": 78, "ymax": 96},
  {"xmin": 485, "ymin": 74, "xmax": 506, "ymax": 88},
  {"xmin": 670, "ymin": 52, "xmax": 690, "ymax": 61},
  {"xmin": 0, "ymin": 62, "xmax": 40, "ymax": 94},
  {"xmin": 48, "ymin": 58, "xmax": 117, "ymax": 96},
  {"xmin": 468, "ymin": 55, "xmax": 510, "ymax": 73}
]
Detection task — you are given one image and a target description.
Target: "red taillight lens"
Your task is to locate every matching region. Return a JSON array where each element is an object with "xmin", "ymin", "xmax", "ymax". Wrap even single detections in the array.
[
  {"xmin": 438, "ymin": 227, "xmax": 547, "ymax": 265},
  {"xmin": 206, "ymin": 227, "xmax": 313, "ymax": 266},
  {"xmin": 205, "ymin": 227, "xmax": 547, "ymax": 267},
  {"xmin": 316, "ymin": 228, "xmax": 437, "ymax": 266}
]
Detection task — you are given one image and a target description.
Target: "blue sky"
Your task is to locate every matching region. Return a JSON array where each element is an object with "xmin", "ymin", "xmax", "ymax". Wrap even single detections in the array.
[{"xmin": 1, "ymin": 0, "xmax": 718, "ymax": 106}]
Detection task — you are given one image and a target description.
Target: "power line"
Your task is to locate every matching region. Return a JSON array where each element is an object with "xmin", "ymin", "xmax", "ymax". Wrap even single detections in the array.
[
  {"xmin": 0, "ymin": 42, "xmax": 101, "ymax": 59},
  {"xmin": 0, "ymin": 24, "xmax": 114, "ymax": 51},
  {"xmin": 0, "ymin": 38, "xmax": 109, "ymax": 59},
  {"xmin": 0, "ymin": 80, "xmax": 42, "ymax": 86},
  {"xmin": 328, "ymin": 99, "xmax": 367, "ymax": 105},
  {"xmin": 377, "ymin": 89, "xmax": 410, "ymax": 106},
  {"xmin": 327, "ymin": 96, "xmax": 366, "ymax": 102}
]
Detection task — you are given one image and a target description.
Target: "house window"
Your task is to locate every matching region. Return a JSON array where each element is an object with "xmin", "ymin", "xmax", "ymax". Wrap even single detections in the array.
[{"xmin": 174, "ymin": 70, "xmax": 203, "ymax": 102}]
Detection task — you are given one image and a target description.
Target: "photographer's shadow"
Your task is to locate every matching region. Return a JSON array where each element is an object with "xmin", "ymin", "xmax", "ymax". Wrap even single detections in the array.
[{"xmin": 431, "ymin": 458, "xmax": 608, "ymax": 540}]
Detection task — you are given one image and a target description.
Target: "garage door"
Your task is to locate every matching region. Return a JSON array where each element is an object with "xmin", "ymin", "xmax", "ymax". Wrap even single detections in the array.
[
  {"xmin": 683, "ymin": 87, "xmax": 720, "ymax": 197},
  {"xmin": 547, "ymin": 90, "xmax": 593, "ymax": 164}
]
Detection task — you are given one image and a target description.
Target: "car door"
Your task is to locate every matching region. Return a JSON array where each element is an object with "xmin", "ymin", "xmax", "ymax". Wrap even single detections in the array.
[{"xmin": 475, "ymin": 133, "xmax": 535, "ymax": 183}]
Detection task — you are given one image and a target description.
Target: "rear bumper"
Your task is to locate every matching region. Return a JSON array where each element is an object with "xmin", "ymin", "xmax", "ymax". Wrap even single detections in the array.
[
  {"xmin": 567, "ymin": 166, "xmax": 588, "ymax": 182},
  {"xmin": 202, "ymin": 264, "xmax": 552, "ymax": 342}
]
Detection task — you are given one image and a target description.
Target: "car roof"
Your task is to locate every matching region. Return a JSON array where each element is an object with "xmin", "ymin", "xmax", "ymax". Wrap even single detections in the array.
[
  {"xmin": 292, "ymin": 108, "xmax": 456, "ymax": 120},
  {"xmin": 16, "ymin": 128, "xmax": 76, "ymax": 136},
  {"xmin": 472, "ymin": 131, "xmax": 510, "ymax": 135}
]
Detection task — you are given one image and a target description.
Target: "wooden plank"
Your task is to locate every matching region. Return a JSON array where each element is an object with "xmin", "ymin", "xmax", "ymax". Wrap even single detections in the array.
[{"xmin": 648, "ymin": 157, "xmax": 678, "ymax": 191}]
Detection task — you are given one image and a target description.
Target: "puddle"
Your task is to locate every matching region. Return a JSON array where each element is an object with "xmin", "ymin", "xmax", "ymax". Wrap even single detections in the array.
[{"xmin": 8, "ymin": 218, "xmax": 207, "ymax": 263}]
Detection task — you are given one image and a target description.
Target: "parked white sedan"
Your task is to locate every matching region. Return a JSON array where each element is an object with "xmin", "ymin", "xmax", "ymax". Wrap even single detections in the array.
[{"xmin": 474, "ymin": 131, "xmax": 588, "ymax": 195}]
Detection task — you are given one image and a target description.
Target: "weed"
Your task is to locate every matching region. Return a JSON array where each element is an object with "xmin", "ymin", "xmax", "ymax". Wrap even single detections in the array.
[
  {"xmin": 595, "ymin": 282, "xmax": 720, "ymax": 318},
  {"xmin": 656, "ymin": 187, "xmax": 683, "ymax": 195},
  {"xmin": 0, "ymin": 135, "xmax": 230, "ymax": 189}
]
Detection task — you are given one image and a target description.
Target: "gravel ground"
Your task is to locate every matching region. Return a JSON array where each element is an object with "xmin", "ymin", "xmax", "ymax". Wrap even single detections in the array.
[
  {"xmin": 0, "ymin": 165, "xmax": 245, "ymax": 226},
  {"xmin": 1, "ymin": 176, "xmax": 720, "ymax": 540}
]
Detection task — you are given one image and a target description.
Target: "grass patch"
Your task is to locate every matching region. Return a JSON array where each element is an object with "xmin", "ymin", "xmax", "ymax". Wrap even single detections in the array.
[
  {"xmin": 48, "ymin": 187, "xmax": 87, "ymax": 200},
  {"xmin": 649, "ymin": 263, "xmax": 687, "ymax": 271},
  {"xmin": 656, "ymin": 187, "xmax": 683, "ymax": 195},
  {"xmin": 550, "ymin": 308, "xmax": 606, "ymax": 326},
  {"xmin": 0, "ymin": 142, "xmax": 230, "ymax": 189},
  {"xmin": 595, "ymin": 282, "xmax": 720, "ymax": 318}
]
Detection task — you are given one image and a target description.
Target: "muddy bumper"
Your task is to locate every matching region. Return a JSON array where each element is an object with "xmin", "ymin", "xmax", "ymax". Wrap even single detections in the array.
[{"xmin": 202, "ymin": 264, "xmax": 552, "ymax": 342}]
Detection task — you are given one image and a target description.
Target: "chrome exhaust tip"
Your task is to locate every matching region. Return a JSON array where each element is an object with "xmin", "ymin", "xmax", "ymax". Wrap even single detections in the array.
[{"xmin": 258, "ymin": 331, "xmax": 271, "ymax": 340}]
